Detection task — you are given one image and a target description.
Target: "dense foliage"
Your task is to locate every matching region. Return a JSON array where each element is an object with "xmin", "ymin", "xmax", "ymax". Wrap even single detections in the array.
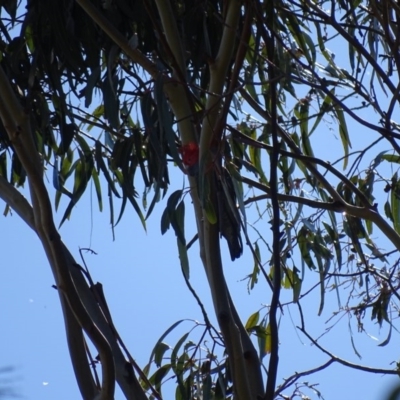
[{"xmin": 1, "ymin": 0, "xmax": 400, "ymax": 399}]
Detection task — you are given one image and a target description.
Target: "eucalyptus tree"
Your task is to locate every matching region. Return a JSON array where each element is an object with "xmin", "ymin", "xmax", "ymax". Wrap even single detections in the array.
[{"xmin": 1, "ymin": 0, "xmax": 400, "ymax": 399}]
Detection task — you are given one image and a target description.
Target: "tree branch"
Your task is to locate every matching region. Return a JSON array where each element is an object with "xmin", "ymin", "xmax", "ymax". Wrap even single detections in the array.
[
  {"xmin": 0, "ymin": 64, "xmax": 115, "ymax": 400},
  {"xmin": 199, "ymin": 0, "xmax": 242, "ymax": 169},
  {"xmin": 154, "ymin": 0, "xmax": 186, "ymax": 76},
  {"xmin": 0, "ymin": 176, "xmax": 98, "ymax": 399},
  {"xmin": 264, "ymin": 3, "xmax": 281, "ymax": 398},
  {"xmin": 275, "ymin": 359, "xmax": 334, "ymax": 396},
  {"xmin": 299, "ymin": 326, "xmax": 399, "ymax": 375}
]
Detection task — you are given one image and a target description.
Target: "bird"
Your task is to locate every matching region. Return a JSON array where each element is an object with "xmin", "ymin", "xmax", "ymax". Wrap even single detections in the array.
[{"xmin": 217, "ymin": 168, "xmax": 243, "ymax": 261}]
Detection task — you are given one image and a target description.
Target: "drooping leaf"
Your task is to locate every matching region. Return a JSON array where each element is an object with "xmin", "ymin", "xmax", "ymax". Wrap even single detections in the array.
[
  {"xmin": 149, "ymin": 364, "xmax": 171, "ymax": 394},
  {"xmin": 154, "ymin": 73, "xmax": 184, "ymax": 172},
  {"xmin": 91, "ymin": 167, "xmax": 103, "ymax": 212},
  {"xmin": 203, "ymin": 190, "xmax": 217, "ymax": 225},
  {"xmin": 384, "ymin": 200, "xmax": 393, "ymax": 221},
  {"xmin": 295, "ymin": 99, "xmax": 313, "ymax": 158},
  {"xmin": 171, "ymin": 332, "xmax": 190, "ymax": 374},
  {"xmin": 371, "ymin": 292, "xmax": 391, "ymax": 327},
  {"xmin": 256, "ymin": 321, "xmax": 272, "ymax": 360},
  {"xmin": 382, "ymin": 154, "xmax": 400, "ymax": 164},
  {"xmin": 2, "ymin": 0, "xmax": 18, "ymax": 23},
  {"xmin": 59, "ymin": 147, "xmax": 93, "ymax": 227},
  {"xmin": 84, "ymin": 65, "xmax": 101, "ymax": 108},
  {"xmin": 176, "ymin": 200, "xmax": 189, "ymax": 279},
  {"xmin": 95, "ymin": 140, "xmax": 120, "ymax": 198},
  {"xmin": 317, "ymin": 253, "xmax": 327, "ymax": 316},
  {"xmin": 11, "ymin": 153, "xmax": 26, "ymax": 187},
  {"xmin": 161, "ymin": 205, "xmax": 171, "ymax": 235},
  {"xmin": 249, "ymin": 241, "xmax": 261, "ymax": 291},
  {"xmin": 323, "ymin": 222, "xmax": 342, "ymax": 270},
  {"xmin": 171, "ymin": 332, "xmax": 191, "ymax": 399},
  {"xmin": 226, "ymin": 161, "xmax": 247, "ymax": 235},
  {"xmin": 378, "ymin": 322, "xmax": 392, "ymax": 347},
  {"xmin": 165, "ymin": 190, "xmax": 184, "ymax": 243},
  {"xmin": 309, "ymin": 90, "xmax": 334, "ymax": 135},
  {"xmin": 154, "ymin": 342, "xmax": 170, "ymax": 368},
  {"xmin": 248, "ymin": 127, "xmax": 268, "ymax": 184},
  {"xmin": 53, "ymin": 156, "xmax": 60, "ymax": 191},
  {"xmin": 333, "ymin": 104, "xmax": 351, "ymax": 169},
  {"xmin": 390, "ymin": 173, "xmax": 400, "ymax": 234},
  {"xmin": 125, "ymin": 186, "xmax": 146, "ymax": 231},
  {"xmin": 148, "ymin": 320, "xmax": 186, "ymax": 366},
  {"xmin": 284, "ymin": 267, "xmax": 302, "ymax": 302},
  {"xmin": 245, "ymin": 311, "xmax": 260, "ymax": 330},
  {"xmin": 103, "ymin": 71, "xmax": 120, "ymax": 129},
  {"xmin": 298, "ymin": 226, "xmax": 315, "ymax": 269},
  {"xmin": 58, "ymin": 122, "xmax": 76, "ymax": 155}
]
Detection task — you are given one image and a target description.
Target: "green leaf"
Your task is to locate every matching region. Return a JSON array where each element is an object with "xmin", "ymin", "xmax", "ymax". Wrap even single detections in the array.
[
  {"xmin": 371, "ymin": 293, "xmax": 390, "ymax": 327},
  {"xmin": 154, "ymin": 342, "xmax": 170, "ymax": 368},
  {"xmin": 285, "ymin": 12, "xmax": 310, "ymax": 65},
  {"xmin": 0, "ymin": 152, "xmax": 6, "ymax": 180},
  {"xmin": 309, "ymin": 90, "xmax": 334, "ymax": 135},
  {"xmin": 125, "ymin": 187, "xmax": 146, "ymax": 231},
  {"xmin": 59, "ymin": 148, "xmax": 93, "ymax": 227},
  {"xmin": 171, "ymin": 332, "xmax": 190, "ymax": 374},
  {"xmin": 202, "ymin": 375, "xmax": 212, "ymax": 400},
  {"xmin": 290, "ymin": 132, "xmax": 308, "ymax": 177},
  {"xmin": 298, "ymin": 226, "xmax": 315, "ymax": 269},
  {"xmin": 204, "ymin": 198, "xmax": 217, "ymax": 225},
  {"xmin": 91, "ymin": 167, "xmax": 103, "ymax": 212},
  {"xmin": 255, "ymin": 321, "xmax": 271, "ymax": 360},
  {"xmin": 248, "ymin": 128, "xmax": 268, "ymax": 184},
  {"xmin": 149, "ymin": 364, "xmax": 171, "ymax": 394},
  {"xmin": 11, "ymin": 153, "xmax": 26, "ymax": 187},
  {"xmin": 284, "ymin": 267, "xmax": 302, "ymax": 302},
  {"xmin": 384, "ymin": 200, "xmax": 393, "ymax": 221},
  {"xmin": 292, "ymin": 267, "xmax": 302, "ymax": 302},
  {"xmin": 382, "ymin": 154, "xmax": 400, "ymax": 164},
  {"xmin": 171, "ymin": 332, "xmax": 190, "ymax": 399},
  {"xmin": 249, "ymin": 242, "xmax": 261, "ymax": 291},
  {"xmin": 174, "ymin": 200, "xmax": 186, "ymax": 246},
  {"xmin": 165, "ymin": 190, "xmax": 185, "ymax": 243},
  {"xmin": 84, "ymin": 66, "xmax": 101, "ymax": 108},
  {"xmin": 154, "ymin": 73, "xmax": 184, "ymax": 171},
  {"xmin": 160, "ymin": 206, "xmax": 171, "ymax": 235},
  {"xmin": 333, "ymin": 104, "xmax": 351, "ymax": 169},
  {"xmin": 295, "ymin": 100, "xmax": 314, "ymax": 158},
  {"xmin": 24, "ymin": 24, "xmax": 35, "ymax": 52},
  {"xmin": 145, "ymin": 184, "xmax": 162, "ymax": 221},
  {"xmin": 350, "ymin": 334, "xmax": 362, "ymax": 359},
  {"xmin": 53, "ymin": 156, "xmax": 60, "ymax": 191},
  {"xmin": 148, "ymin": 320, "xmax": 186, "ymax": 366},
  {"xmin": 176, "ymin": 201, "xmax": 189, "ymax": 279},
  {"xmin": 226, "ymin": 162, "xmax": 247, "ymax": 235},
  {"xmin": 323, "ymin": 222, "xmax": 342, "ymax": 270},
  {"xmin": 317, "ymin": 256, "xmax": 327, "ymax": 316},
  {"xmin": 108, "ymin": 185, "xmax": 115, "ymax": 240},
  {"xmin": 347, "ymin": 25, "xmax": 356, "ymax": 71},
  {"xmin": 378, "ymin": 322, "xmax": 392, "ymax": 347},
  {"xmin": 103, "ymin": 72, "xmax": 120, "ymax": 129},
  {"xmin": 245, "ymin": 311, "xmax": 260, "ymax": 330},
  {"xmin": 95, "ymin": 140, "xmax": 120, "ymax": 198},
  {"xmin": 391, "ymin": 173, "xmax": 400, "ymax": 233},
  {"xmin": 60, "ymin": 149, "xmax": 73, "ymax": 180},
  {"xmin": 245, "ymin": 73, "xmax": 258, "ymax": 100},
  {"xmin": 2, "ymin": 0, "xmax": 17, "ymax": 21},
  {"xmin": 59, "ymin": 122, "xmax": 76, "ymax": 155}
]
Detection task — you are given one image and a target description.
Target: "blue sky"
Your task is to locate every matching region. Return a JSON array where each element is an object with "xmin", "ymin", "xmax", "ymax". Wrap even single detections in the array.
[
  {"xmin": 1, "ymin": 127, "xmax": 400, "ymax": 400},
  {"xmin": 2, "ymin": 3, "xmax": 400, "ymax": 400}
]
